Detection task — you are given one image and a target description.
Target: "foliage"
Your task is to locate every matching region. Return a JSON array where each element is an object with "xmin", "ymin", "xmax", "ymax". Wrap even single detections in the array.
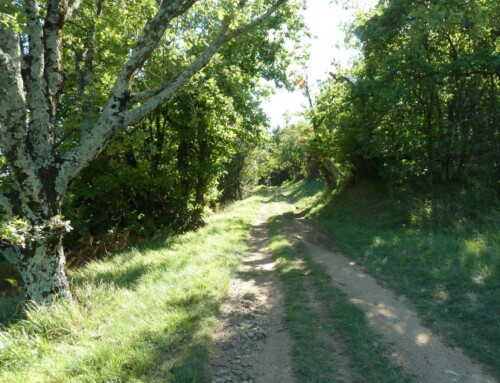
[
  {"xmin": 246, "ymin": 122, "xmax": 312, "ymax": 187},
  {"xmin": 1, "ymin": 217, "xmax": 72, "ymax": 248},
  {"xmin": 0, "ymin": 0, "xmax": 307, "ymax": 301},
  {"xmin": 309, "ymin": 0, "xmax": 500, "ymax": 185},
  {"xmin": 59, "ymin": 0, "xmax": 307, "ymax": 248}
]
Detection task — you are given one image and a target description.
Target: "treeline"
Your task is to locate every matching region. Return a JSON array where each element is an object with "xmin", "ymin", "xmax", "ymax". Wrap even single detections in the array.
[{"xmin": 272, "ymin": 0, "xmax": 499, "ymax": 190}]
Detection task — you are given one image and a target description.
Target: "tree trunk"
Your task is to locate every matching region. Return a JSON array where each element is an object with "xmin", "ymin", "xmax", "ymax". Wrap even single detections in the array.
[
  {"xmin": 319, "ymin": 159, "xmax": 343, "ymax": 188},
  {"xmin": 353, "ymin": 153, "xmax": 376, "ymax": 182},
  {"xmin": 426, "ymin": 98, "xmax": 435, "ymax": 186},
  {"xmin": 192, "ymin": 177, "xmax": 210, "ymax": 227},
  {"xmin": 4, "ymin": 236, "xmax": 71, "ymax": 303}
]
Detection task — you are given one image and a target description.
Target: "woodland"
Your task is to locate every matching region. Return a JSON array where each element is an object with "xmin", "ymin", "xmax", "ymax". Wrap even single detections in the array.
[{"xmin": 0, "ymin": 0, "xmax": 499, "ymax": 381}]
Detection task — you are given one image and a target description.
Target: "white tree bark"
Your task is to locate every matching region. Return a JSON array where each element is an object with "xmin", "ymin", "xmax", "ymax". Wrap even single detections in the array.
[{"xmin": 0, "ymin": 0, "xmax": 289, "ymax": 303}]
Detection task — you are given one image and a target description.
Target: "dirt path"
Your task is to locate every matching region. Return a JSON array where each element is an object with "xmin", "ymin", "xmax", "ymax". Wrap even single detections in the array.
[
  {"xmin": 210, "ymin": 196, "xmax": 496, "ymax": 383},
  {"xmin": 285, "ymin": 203, "xmax": 496, "ymax": 383},
  {"xmin": 209, "ymin": 203, "xmax": 293, "ymax": 383}
]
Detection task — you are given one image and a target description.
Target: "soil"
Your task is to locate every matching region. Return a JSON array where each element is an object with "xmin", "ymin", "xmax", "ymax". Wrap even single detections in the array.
[
  {"xmin": 208, "ymin": 203, "xmax": 293, "ymax": 383},
  {"xmin": 209, "ymin": 196, "xmax": 497, "ymax": 383}
]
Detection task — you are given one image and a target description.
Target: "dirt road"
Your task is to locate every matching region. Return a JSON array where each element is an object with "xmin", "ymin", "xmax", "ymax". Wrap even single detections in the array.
[{"xmin": 209, "ymin": 195, "xmax": 496, "ymax": 383}]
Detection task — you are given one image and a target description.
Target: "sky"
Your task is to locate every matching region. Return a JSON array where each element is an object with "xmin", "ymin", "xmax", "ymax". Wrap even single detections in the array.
[{"xmin": 261, "ymin": 0, "xmax": 376, "ymax": 128}]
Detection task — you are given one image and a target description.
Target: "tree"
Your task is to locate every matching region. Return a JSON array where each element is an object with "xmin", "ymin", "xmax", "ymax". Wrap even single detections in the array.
[
  {"xmin": 310, "ymin": 0, "xmax": 499, "ymax": 185},
  {"xmin": 352, "ymin": 0, "xmax": 500, "ymax": 182},
  {"xmin": 301, "ymin": 75, "xmax": 344, "ymax": 187},
  {"xmin": 0, "ymin": 0, "xmax": 299, "ymax": 303}
]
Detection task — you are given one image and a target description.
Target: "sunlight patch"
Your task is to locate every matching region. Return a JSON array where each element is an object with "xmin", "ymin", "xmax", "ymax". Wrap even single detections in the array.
[
  {"xmin": 471, "ymin": 269, "xmax": 490, "ymax": 286},
  {"xmin": 415, "ymin": 332, "xmax": 430, "ymax": 346},
  {"xmin": 463, "ymin": 236, "xmax": 487, "ymax": 258},
  {"xmin": 431, "ymin": 287, "xmax": 449, "ymax": 302},
  {"xmin": 372, "ymin": 236, "xmax": 386, "ymax": 248}
]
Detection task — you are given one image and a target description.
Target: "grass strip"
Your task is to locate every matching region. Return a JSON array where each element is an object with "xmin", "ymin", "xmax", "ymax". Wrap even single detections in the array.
[
  {"xmin": 267, "ymin": 192, "xmax": 412, "ymax": 383},
  {"xmin": 0, "ymin": 189, "xmax": 267, "ymax": 383}
]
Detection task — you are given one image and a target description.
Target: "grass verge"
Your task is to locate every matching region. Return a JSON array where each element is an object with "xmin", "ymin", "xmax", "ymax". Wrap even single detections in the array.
[
  {"xmin": 266, "ymin": 191, "xmax": 412, "ymax": 383},
  {"xmin": 0, "ymin": 189, "xmax": 267, "ymax": 383},
  {"xmin": 283, "ymin": 179, "xmax": 500, "ymax": 378}
]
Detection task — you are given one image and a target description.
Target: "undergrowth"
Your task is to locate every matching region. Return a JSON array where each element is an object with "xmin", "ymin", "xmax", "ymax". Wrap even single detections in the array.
[
  {"xmin": 0, "ymin": 189, "xmax": 267, "ymax": 383},
  {"xmin": 283, "ymin": 178, "xmax": 500, "ymax": 378}
]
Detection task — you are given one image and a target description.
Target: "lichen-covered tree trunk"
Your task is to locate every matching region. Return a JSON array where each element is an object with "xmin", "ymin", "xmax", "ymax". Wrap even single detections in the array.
[
  {"xmin": 5, "ymin": 237, "xmax": 71, "ymax": 303},
  {"xmin": 0, "ymin": 179, "xmax": 73, "ymax": 302}
]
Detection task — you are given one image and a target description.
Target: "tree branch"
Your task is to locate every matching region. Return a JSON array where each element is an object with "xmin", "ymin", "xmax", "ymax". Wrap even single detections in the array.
[
  {"xmin": 24, "ymin": 0, "xmax": 46, "ymax": 105},
  {"xmin": 24, "ymin": 0, "xmax": 54, "ymax": 165},
  {"xmin": 0, "ymin": 2, "xmax": 55, "ymax": 214},
  {"xmin": 126, "ymin": 0, "xmax": 286, "ymax": 126},
  {"xmin": 65, "ymin": 0, "xmax": 82, "ymax": 20},
  {"xmin": 329, "ymin": 72, "xmax": 354, "ymax": 86},
  {"xmin": 59, "ymin": 0, "xmax": 286, "ymax": 192},
  {"xmin": 78, "ymin": 0, "xmax": 105, "ymax": 138},
  {"xmin": 58, "ymin": 0, "xmax": 199, "ymax": 188},
  {"xmin": 226, "ymin": 0, "xmax": 286, "ymax": 40},
  {"xmin": 125, "ymin": 22, "xmax": 231, "ymax": 126},
  {"xmin": 0, "ymin": 27, "xmax": 28, "ymax": 169},
  {"xmin": 43, "ymin": 0, "xmax": 68, "ymax": 125},
  {"xmin": 130, "ymin": 82, "xmax": 170, "ymax": 105},
  {"xmin": 116, "ymin": 0, "xmax": 198, "ymax": 87}
]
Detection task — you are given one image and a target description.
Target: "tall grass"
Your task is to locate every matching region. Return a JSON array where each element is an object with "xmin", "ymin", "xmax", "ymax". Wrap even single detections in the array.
[
  {"xmin": 284, "ymin": 178, "xmax": 500, "ymax": 378},
  {"xmin": 0, "ymin": 190, "xmax": 266, "ymax": 383}
]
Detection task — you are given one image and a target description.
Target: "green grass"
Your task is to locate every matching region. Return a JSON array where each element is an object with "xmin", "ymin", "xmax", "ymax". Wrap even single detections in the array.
[
  {"xmin": 0, "ymin": 189, "xmax": 267, "ymax": 383},
  {"xmin": 283, "ymin": 178, "xmax": 500, "ymax": 379},
  {"xmin": 266, "ymin": 191, "xmax": 412, "ymax": 383}
]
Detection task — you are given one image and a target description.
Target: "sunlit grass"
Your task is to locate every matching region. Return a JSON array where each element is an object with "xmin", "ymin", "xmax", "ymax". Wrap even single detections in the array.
[
  {"xmin": 283, "ymin": 179, "xmax": 500, "ymax": 378},
  {"xmin": 0, "ymin": 189, "xmax": 267, "ymax": 383}
]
